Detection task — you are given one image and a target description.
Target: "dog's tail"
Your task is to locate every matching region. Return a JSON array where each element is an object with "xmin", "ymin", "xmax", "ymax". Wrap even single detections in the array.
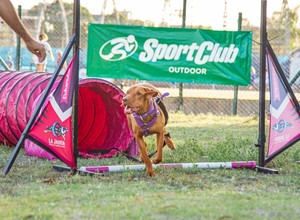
[{"xmin": 164, "ymin": 132, "xmax": 175, "ymax": 150}]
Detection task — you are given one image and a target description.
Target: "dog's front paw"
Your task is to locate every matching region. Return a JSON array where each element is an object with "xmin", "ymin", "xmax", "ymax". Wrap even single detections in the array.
[
  {"xmin": 146, "ymin": 169, "xmax": 156, "ymax": 177},
  {"xmin": 152, "ymin": 158, "xmax": 162, "ymax": 164}
]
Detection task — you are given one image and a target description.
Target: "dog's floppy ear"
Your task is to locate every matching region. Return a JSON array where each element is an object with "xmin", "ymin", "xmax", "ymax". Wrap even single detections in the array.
[{"xmin": 143, "ymin": 87, "xmax": 158, "ymax": 99}]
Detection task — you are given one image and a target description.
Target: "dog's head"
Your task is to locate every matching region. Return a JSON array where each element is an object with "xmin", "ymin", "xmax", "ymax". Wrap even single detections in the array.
[{"xmin": 122, "ymin": 85, "xmax": 158, "ymax": 114}]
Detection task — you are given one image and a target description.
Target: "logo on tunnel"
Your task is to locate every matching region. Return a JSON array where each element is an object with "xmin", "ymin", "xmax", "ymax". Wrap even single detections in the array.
[{"xmin": 99, "ymin": 35, "xmax": 138, "ymax": 61}]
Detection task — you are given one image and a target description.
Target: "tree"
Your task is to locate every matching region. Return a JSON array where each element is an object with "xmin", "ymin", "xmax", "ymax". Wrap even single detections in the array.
[
  {"xmin": 268, "ymin": 6, "xmax": 300, "ymax": 55},
  {"xmin": 27, "ymin": 0, "xmax": 95, "ymax": 48},
  {"xmin": 241, "ymin": 18, "xmax": 260, "ymax": 54}
]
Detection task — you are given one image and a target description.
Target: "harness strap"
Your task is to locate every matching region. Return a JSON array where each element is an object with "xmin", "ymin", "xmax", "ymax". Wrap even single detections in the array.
[
  {"xmin": 155, "ymin": 92, "xmax": 169, "ymax": 125},
  {"xmin": 133, "ymin": 100, "xmax": 160, "ymax": 136},
  {"xmin": 133, "ymin": 92, "xmax": 170, "ymax": 136}
]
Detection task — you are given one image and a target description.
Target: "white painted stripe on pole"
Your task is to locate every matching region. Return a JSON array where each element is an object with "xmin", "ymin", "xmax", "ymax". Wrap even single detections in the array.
[{"xmin": 110, "ymin": 164, "xmax": 145, "ymax": 172}]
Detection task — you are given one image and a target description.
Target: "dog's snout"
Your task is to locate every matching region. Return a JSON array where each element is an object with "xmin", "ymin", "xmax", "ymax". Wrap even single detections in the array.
[{"xmin": 122, "ymin": 97, "xmax": 128, "ymax": 102}]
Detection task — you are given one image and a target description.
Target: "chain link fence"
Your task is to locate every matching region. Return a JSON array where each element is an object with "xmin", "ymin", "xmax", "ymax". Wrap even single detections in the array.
[{"xmin": 0, "ymin": 0, "xmax": 299, "ymax": 116}]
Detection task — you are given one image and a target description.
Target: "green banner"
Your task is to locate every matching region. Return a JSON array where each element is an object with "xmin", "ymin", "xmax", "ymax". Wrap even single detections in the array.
[{"xmin": 87, "ymin": 24, "xmax": 252, "ymax": 86}]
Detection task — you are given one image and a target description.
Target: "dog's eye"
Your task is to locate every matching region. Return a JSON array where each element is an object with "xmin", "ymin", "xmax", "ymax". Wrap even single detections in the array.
[{"xmin": 137, "ymin": 92, "xmax": 142, "ymax": 96}]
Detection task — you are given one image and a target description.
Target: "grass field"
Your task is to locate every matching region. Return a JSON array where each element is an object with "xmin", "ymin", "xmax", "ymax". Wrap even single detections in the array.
[{"xmin": 1, "ymin": 113, "xmax": 300, "ymax": 219}]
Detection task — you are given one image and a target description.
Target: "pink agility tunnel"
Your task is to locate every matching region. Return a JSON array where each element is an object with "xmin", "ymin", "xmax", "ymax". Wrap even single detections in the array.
[{"xmin": 0, "ymin": 71, "xmax": 136, "ymax": 159}]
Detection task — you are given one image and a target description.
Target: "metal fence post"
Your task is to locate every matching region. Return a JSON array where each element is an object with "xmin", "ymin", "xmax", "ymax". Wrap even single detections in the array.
[
  {"xmin": 16, "ymin": 5, "xmax": 22, "ymax": 71},
  {"xmin": 177, "ymin": 0, "xmax": 187, "ymax": 111},
  {"xmin": 232, "ymin": 12, "xmax": 243, "ymax": 115}
]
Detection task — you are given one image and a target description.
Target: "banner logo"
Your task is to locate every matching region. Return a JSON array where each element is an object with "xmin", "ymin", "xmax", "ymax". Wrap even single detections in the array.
[
  {"xmin": 272, "ymin": 119, "xmax": 293, "ymax": 133},
  {"xmin": 44, "ymin": 122, "xmax": 69, "ymax": 140},
  {"xmin": 100, "ymin": 36, "xmax": 239, "ymax": 65},
  {"xmin": 139, "ymin": 39, "xmax": 239, "ymax": 65},
  {"xmin": 99, "ymin": 35, "xmax": 138, "ymax": 61}
]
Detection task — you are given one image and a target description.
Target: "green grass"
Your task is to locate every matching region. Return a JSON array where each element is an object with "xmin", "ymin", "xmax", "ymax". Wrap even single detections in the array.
[{"xmin": 1, "ymin": 113, "xmax": 300, "ymax": 220}]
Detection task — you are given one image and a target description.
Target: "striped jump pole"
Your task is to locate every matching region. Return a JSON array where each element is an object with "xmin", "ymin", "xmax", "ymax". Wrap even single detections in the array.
[{"xmin": 75, "ymin": 161, "xmax": 256, "ymax": 174}]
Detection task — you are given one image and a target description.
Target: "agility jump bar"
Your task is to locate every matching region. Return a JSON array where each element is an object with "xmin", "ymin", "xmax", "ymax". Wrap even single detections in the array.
[{"xmin": 53, "ymin": 161, "xmax": 256, "ymax": 174}]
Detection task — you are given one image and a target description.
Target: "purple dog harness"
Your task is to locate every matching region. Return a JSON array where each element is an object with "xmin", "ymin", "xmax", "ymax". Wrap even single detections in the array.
[{"xmin": 133, "ymin": 92, "xmax": 169, "ymax": 136}]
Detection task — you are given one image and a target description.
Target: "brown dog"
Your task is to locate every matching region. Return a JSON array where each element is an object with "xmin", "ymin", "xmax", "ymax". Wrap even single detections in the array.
[{"xmin": 122, "ymin": 83, "xmax": 175, "ymax": 176}]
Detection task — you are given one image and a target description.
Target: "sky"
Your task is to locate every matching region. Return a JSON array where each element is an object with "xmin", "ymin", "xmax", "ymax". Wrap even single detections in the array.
[{"xmin": 10, "ymin": 0, "xmax": 300, "ymax": 30}]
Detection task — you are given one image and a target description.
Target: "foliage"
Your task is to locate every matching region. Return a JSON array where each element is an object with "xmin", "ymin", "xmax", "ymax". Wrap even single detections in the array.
[
  {"xmin": 1, "ymin": 114, "xmax": 300, "ymax": 219},
  {"xmin": 25, "ymin": 1, "xmax": 151, "ymax": 49},
  {"xmin": 268, "ymin": 6, "xmax": 300, "ymax": 54},
  {"xmin": 27, "ymin": 1, "xmax": 95, "ymax": 48},
  {"xmin": 242, "ymin": 5, "xmax": 300, "ymax": 56}
]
